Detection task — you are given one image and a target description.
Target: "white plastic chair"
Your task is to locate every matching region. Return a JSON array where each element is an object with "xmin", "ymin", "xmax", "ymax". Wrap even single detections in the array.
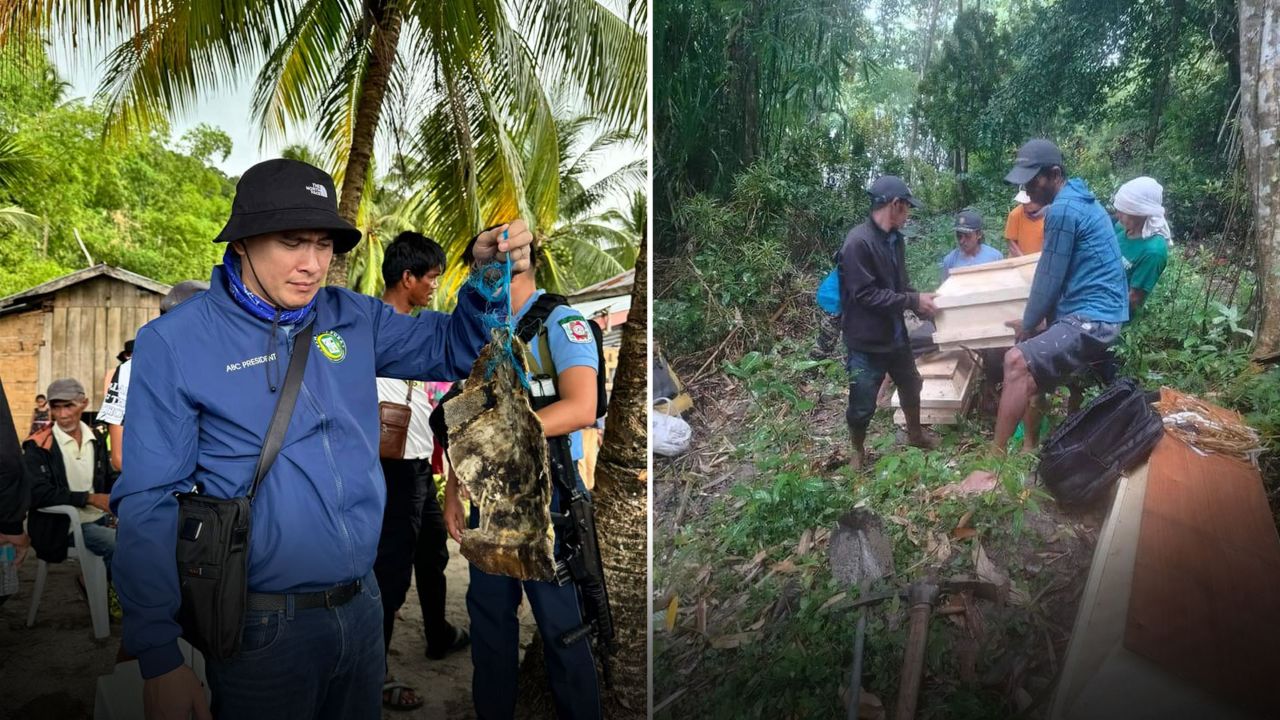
[
  {"xmin": 94, "ymin": 639, "xmax": 211, "ymax": 720},
  {"xmin": 26, "ymin": 505, "xmax": 110, "ymax": 639}
]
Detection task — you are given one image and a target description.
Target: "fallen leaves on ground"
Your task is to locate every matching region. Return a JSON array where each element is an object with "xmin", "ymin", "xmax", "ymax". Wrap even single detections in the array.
[{"xmin": 710, "ymin": 631, "xmax": 759, "ymax": 649}]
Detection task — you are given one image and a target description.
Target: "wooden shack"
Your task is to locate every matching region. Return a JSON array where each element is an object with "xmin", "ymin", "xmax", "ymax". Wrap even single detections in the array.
[{"xmin": 0, "ymin": 265, "xmax": 170, "ymax": 435}]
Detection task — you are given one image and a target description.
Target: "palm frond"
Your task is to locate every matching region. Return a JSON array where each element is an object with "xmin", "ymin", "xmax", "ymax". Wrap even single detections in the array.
[
  {"xmin": 250, "ymin": 0, "xmax": 361, "ymax": 150},
  {"xmin": 0, "ymin": 206, "xmax": 41, "ymax": 231},
  {"xmin": 93, "ymin": 1, "xmax": 285, "ymax": 139},
  {"xmin": 518, "ymin": 0, "xmax": 647, "ymax": 133}
]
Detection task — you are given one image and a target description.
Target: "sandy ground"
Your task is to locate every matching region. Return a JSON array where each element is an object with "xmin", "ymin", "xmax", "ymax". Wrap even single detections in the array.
[{"xmin": 0, "ymin": 539, "xmax": 535, "ymax": 720}]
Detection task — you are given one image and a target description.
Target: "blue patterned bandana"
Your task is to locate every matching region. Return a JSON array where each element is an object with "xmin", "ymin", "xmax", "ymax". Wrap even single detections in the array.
[{"xmin": 221, "ymin": 246, "xmax": 316, "ymax": 324}]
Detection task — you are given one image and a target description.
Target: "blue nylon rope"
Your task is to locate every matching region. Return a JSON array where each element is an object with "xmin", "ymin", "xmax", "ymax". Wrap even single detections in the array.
[{"xmin": 465, "ymin": 230, "xmax": 530, "ymax": 391}]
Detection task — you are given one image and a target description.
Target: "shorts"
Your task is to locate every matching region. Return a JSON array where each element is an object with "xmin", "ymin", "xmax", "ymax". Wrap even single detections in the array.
[{"xmin": 1016, "ymin": 315, "xmax": 1121, "ymax": 391}]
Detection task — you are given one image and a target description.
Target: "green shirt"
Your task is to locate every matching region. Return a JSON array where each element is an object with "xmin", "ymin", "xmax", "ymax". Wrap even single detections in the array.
[{"xmin": 1115, "ymin": 222, "xmax": 1168, "ymax": 294}]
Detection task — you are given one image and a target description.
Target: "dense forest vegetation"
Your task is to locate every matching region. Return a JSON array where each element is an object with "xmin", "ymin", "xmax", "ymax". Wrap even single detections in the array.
[
  {"xmin": 0, "ymin": 43, "xmax": 234, "ymax": 296},
  {"xmin": 655, "ymin": 1, "xmax": 1279, "ymax": 717},
  {"xmin": 655, "ymin": 0, "xmax": 1276, "ymax": 434}
]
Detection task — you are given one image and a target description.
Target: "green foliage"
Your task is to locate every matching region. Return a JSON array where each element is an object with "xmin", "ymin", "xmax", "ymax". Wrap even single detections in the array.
[
  {"xmin": 655, "ymin": 0, "xmax": 869, "ymax": 251},
  {"xmin": 656, "ymin": 341, "xmax": 1056, "ymax": 718},
  {"xmin": 0, "ymin": 46, "xmax": 232, "ymax": 297},
  {"xmin": 917, "ymin": 9, "xmax": 1008, "ymax": 162},
  {"xmin": 656, "ymin": 136, "xmax": 863, "ymax": 356}
]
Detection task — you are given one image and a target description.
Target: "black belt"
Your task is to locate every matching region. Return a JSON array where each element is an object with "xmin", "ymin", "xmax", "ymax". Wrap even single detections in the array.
[{"xmin": 246, "ymin": 579, "xmax": 362, "ymax": 611}]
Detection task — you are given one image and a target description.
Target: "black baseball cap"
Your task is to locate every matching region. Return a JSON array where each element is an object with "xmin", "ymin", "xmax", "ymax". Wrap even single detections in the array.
[
  {"xmin": 1004, "ymin": 139, "xmax": 1064, "ymax": 185},
  {"xmin": 867, "ymin": 175, "xmax": 922, "ymax": 208},
  {"xmin": 214, "ymin": 159, "xmax": 362, "ymax": 253},
  {"xmin": 954, "ymin": 209, "xmax": 983, "ymax": 233}
]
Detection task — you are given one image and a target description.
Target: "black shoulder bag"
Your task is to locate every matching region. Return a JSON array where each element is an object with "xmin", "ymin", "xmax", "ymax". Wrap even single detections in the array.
[
  {"xmin": 1037, "ymin": 377, "xmax": 1165, "ymax": 509},
  {"xmin": 173, "ymin": 322, "xmax": 313, "ymax": 660}
]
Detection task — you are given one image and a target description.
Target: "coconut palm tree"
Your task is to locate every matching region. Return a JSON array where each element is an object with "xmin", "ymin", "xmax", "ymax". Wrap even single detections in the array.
[
  {"xmin": 535, "ymin": 112, "xmax": 645, "ymax": 293},
  {"xmin": 405, "ymin": 107, "xmax": 645, "ymax": 300},
  {"xmin": 0, "ymin": 0, "xmax": 647, "ymax": 285}
]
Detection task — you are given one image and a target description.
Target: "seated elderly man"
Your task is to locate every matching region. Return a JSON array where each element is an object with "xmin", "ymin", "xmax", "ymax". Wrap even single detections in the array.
[
  {"xmin": 24, "ymin": 378, "xmax": 117, "ymax": 571},
  {"xmin": 1111, "ymin": 176, "xmax": 1171, "ymax": 315}
]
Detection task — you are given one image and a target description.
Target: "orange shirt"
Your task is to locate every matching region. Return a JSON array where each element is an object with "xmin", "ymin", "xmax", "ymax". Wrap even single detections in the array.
[{"xmin": 1004, "ymin": 206, "xmax": 1045, "ymax": 255}]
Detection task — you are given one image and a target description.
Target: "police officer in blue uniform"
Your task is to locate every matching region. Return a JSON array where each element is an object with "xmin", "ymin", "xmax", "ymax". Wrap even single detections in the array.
[
  {"xmin": 443, "ymin": 237, "xmax": 603, "ymax": 720},
  {"xmin": 110, "ymin": 158, "xmax": 534, "ymax": 720}
]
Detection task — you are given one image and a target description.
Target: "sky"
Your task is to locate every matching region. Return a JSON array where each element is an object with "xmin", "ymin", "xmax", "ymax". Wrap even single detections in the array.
[
  {"xmin": 49, "ymin": 32, "xmax": 645, "ymax": 199},
  {"xmin": 53, "ymin": 41, "xmax": 322, "ymax": 176}
]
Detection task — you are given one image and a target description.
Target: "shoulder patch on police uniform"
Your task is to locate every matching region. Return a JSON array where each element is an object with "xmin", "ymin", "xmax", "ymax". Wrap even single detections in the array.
[
  {"xmin": 315, "ymin": 330, "xmax": 347, "ymax": 362},
  {"xmin": 558, "ymin": 315, "xmax": 593, "ymax": 344}
]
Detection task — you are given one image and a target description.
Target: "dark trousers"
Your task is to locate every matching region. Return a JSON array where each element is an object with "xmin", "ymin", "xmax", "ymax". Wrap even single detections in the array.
[
  {"xmin": 466, "ymin": 503, "xmax": 601, "ymax": 720},
  {"xmin": 846, "ymin": 346, "xmax": 923, "ymax": 431},
  {"xmin": 415, "ymin": 475, "xmax": 452, "ymax": 648},
  {"xmin": 816, "ymin": 312, "xmax": 842, "ymax": 356},
  {"xmin": 206, "ymin": 572, "xmax": 383, "ymax": 720},
  {"xmin": 373, "ymin": 458, "xmax": 428, "ymax": 663}
]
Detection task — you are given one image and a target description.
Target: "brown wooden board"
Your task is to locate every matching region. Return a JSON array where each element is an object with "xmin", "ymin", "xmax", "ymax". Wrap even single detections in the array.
[
  {"xmin": 914, "ymin": 352, "xmax": 962, "ymax": 379},
  {"xmin": 1124, "ymin": 389, "xmax": 1280, "ymax": 717}
]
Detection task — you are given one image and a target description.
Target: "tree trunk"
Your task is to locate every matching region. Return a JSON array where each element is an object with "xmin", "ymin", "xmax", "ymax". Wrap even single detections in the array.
[
  {"xmin": 1145, "ymin": 0, "xmax": 1186, "ymax": 153},
  {"xmin": 730, "ymin": 2, "xmax": 762, "ymax": 167},
  {"xmin": 594, "ymin": 230, "xmax": 649, "ymax": 716},
  {"xmin": 517, "ymin": 235, "xmax": 649, "ymax": 717},
  {"xmin": 1239, "ymin": 0, "xmax": 1280, "ymax": 356},
  {"xmin": 328, "ymin": 1, "xmax": 403, "ymax": 288},
  {"xmin": 906, "ymin": 0, "xmax": 942, "ymax": 181}
]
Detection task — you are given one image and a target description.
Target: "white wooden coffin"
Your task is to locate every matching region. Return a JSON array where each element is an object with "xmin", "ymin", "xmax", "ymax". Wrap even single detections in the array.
[
  {"xmin": 932, "ymin": 252, "xmax": 1040, "ymax": 350},
  {"xmin": 890, "ymin": 350, "xmax": 978, "ymax": 425}
]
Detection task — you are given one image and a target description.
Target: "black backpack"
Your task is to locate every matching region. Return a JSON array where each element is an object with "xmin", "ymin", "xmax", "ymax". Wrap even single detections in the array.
[
  {"xmin": 515, "ymin": 293, "xmax": 609, "ymax": 419},
  {"xmin": 1037, "ymin": 378, "xmax": 1165, "ymax": 508}
]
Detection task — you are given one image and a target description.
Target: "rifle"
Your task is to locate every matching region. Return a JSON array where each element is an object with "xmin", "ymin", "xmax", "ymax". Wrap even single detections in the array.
[{"xmin": 545, "ymin": 432, "xmax": 618, "ymax": 687}]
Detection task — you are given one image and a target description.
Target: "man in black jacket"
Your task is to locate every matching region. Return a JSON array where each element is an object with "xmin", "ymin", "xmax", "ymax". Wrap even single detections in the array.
[
  {"xmin": 24, "ymin": 378, "xmax": 117, "ymax": 567},
  {"xmin": 0, "ymin": 376, "xmax": 30, "ymax": 589},
  {"xmin": 839, "ymin": 176, "xmax": 941, "ymax": 470}
]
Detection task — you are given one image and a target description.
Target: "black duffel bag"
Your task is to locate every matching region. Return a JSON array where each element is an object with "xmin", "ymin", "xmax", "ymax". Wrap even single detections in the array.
[{"xmin": 1037, "ymin": 378, "xmax": 1165, "ymax": 508}]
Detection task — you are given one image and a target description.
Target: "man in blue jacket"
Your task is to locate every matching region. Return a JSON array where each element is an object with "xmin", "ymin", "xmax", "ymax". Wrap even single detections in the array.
[
  {"xmin": 995, "ymin": 140, "xmax": 1129, "ymax": 454},
  {"xmin": 110, "ymin": 158, "xmax": 532, "ymax": 720}
]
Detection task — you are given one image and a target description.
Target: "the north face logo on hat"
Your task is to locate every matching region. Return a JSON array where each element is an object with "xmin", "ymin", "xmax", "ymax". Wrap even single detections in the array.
[{"xmin": 306, "ymin": 182, "xmax": 328, "ymax": 198}]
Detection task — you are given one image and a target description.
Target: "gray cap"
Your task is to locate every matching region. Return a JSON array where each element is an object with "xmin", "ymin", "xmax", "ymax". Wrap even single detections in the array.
[
  {"xmin": 867, "ymin": 175, "xmax": 922, "ymax": 208},
  {"xmin": 954, "ymin": 209, "xmax": 984, "ymax": 233},
  {"xmin": 161, "ymin": 280, "xmax": 210, "ymax": 314},
  {"xmin": 47, "ymin": 378, "xmax": 87, "ymax": 404},
  {"xmin": 1004, "ymin": 139, "xmax": 1064, "ymax": 185}
]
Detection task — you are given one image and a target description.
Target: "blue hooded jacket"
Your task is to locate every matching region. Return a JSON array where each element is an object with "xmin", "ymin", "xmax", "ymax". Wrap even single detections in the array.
[
  {"xmin": 1022, "ymin": 178, "xmax": 1129, "ymax": 330},
  {"xmin": 110, "ymin": 263, "xmax": 496, "ymax": 679}
]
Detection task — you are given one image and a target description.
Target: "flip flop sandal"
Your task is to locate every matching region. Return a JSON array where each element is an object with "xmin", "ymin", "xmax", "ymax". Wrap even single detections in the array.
[{"xmin": 382, "ymin": 680, "xmax": 424, "ymax": 712}]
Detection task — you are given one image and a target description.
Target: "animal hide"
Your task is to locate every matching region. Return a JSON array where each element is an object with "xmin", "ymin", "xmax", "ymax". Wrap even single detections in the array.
[{"xmin": 444, "ymin": 330, "xmax": 556, "ymax": 580}]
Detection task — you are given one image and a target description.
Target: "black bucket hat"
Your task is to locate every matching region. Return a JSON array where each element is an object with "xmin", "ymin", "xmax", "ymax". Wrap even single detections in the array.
[{"xmin": 214, "ymin": 159, "xmax": 362, "ymax": 253}]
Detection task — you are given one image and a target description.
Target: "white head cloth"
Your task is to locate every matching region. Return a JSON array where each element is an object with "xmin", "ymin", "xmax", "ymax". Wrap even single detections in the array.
[{"xmin": 1113, "ymin": 176, "xmax": 1172, "ymax": 242}]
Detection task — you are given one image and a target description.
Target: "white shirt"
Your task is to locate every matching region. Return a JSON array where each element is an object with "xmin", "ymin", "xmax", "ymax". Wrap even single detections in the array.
[
  {"xmin": 53, "ymin": 421, "xmax": 103, "ymax": 524},
  {"xmin": 98, "ymin": 359, "xmax": 131, "ymax": 426},
  {"xmin": 375, "ymin": 378, "xmax": 435, "ymax": 460}
]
